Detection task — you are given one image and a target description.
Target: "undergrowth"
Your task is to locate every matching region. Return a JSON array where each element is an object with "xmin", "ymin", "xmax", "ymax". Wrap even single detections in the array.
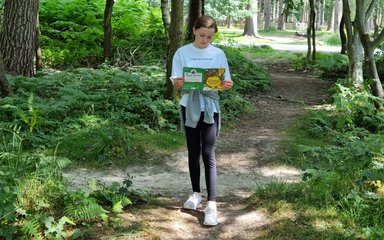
[
  {"xmin": 0, "ymin": 45, "xmax": 269, "ymax": 238},
  {"xmin": 249, "ymin": 82, "xmax": 384, "ymax": 239}
]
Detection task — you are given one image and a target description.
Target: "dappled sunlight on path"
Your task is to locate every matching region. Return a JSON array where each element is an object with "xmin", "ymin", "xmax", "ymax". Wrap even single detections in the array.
[{"xmin": 63, "ymin": 58, "xmax": 332, "ymax": 239}]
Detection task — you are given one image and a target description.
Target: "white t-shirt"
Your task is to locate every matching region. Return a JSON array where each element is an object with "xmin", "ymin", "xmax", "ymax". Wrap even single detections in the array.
[{"xmin": 171, "ymin": 43, "xmax": 231, "ymax": 109}]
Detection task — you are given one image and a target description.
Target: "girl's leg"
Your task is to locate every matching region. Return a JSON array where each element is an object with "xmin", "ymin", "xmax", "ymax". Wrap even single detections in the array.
[
  {"xmin": 182, "ymin": 107, "xmax": 202, "ymax": 193},
  {"xmin": 201, "ymin": 112, "xmax": 218, "ymax": 201}
]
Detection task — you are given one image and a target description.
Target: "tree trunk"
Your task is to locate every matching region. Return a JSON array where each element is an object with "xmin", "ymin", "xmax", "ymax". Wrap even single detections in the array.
[
  {"xmin": 327, "ymin": 2, "xmax": 334, "ymax": 31},
  {"xmin": 0, "ymin": 55, "xmax": 11, "ymax": 97},
  {"xmin": 272, "ymin": 0, "xmax": 277, "ymax": 21},
  {"xmin": 264, "ymin": 0, "xmax": 271, "ymax": 30},
  {"xmin": 301, "ymin": 0, "xmax": 308, "ymax": 23},
  {"xmin": 321, "ymin": 0, "xmax": 325, "ymax": 25},
  {"xmin": 339, "ymin": 15, "xmax": 347, "ymax": 54},
  {"xmin": 342, "ymin": 0, "xmax": 364, "ymax": 88},
  {"xmin": 35, "ymin": 12, "xmax": 43, "ymax": 71},
  {"xmin": 243, "ymin": 0, "xmax": 259, "ymax": 37},
  {"xmin": 355, "ymin": 0, "xmax": 384, "ymax": 97},
  {"xmin": 103, "ymin": 0, "xmax": 114, "ymax": 60},
  {"xmin": 0, "ymin": 0, "xmax": 39, "ymax": 77},
  {"xmin": 350, "ymin": 33, "xmax": 364, "ymax": 88},
  {"xmin": 306, "ymin": 0, "xmax": 316, "ymax": 65},
  {"xmin": 186, "ymin": 0, "xmax": 202, "ymax": 41},
  {"xmin": 311, "ymin": 1, "xmax": 316, "ymax": 62},
  {"xmin": 277, "ymin": 0, "xmax": 285, "ymax": 30},
  {"xmin": 165, "ymin": 0, "xmax": 184, "ymax": 99},
  {"xmin": 161, "ymin": 0, "xmax": 171, "ymax": 43},
  {"xmin": 227, "ymin": 17, "xmax": 232, "ymax": 28},
  {"xmin": 315, "ymin": 0, "xmax": 322, "ymax": 30},
  {"xmin": 333, "ymin": 0, "xmax": 342, "ymax": 33},
  {"xmin": 306, "ymin": 25, "xmax": 311, "ymax": 67},
  {"xmin": 373, "ymin": 6, "xmax": 379, "ymax": 37},
  {"xmin": 258, "ymin": 0, "xmax": 263, "ymax": 26}
]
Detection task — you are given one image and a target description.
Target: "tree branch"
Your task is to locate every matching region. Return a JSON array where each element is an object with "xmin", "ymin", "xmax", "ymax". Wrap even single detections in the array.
[
  {"xmin": 366, "ymin": 0, "xmax": 377, "ymax": 20},
  {"xmin": 371, "ymin": 28, "xmax": 384, "ymax": 49}
]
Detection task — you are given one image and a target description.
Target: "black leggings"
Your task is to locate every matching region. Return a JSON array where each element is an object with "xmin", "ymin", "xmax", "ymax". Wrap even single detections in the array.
[{"xmin": 182, "ymin": 106, "xmax": 218, "ymax": 201}]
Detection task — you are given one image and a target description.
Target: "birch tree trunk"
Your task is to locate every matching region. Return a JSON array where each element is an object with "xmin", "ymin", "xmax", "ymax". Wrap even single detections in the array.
[
  {"xmin": 161, "ymin": 0, "xmax": 171, "ymax": 42},
  {"xmin": 0, "ymin": 0, "xmax": 39, "ymax": 77}
]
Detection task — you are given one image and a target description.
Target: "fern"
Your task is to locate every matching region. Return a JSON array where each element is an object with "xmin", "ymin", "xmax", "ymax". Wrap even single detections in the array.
[
  {"xmin": 20, "ymin": 217, "xmax": 43, "ymax": 240},
  {"xmin": 111, "ymin": 195, "xmax": 132, "ymax": 213},
  {"xmin": 64, "ymin": 199, "xmax": 109, "ymax": 222}
]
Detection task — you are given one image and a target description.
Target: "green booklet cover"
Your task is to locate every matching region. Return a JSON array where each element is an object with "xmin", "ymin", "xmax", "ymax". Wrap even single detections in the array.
[{"xmin": 183, "ymin": 67, "xmax": 225, "ymax": 91}]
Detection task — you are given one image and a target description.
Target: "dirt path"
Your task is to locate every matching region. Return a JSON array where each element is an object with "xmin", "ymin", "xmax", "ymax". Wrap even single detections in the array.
[{"xmin": 63, "ymin": 59, "xmax": 331, "ymax": 239}]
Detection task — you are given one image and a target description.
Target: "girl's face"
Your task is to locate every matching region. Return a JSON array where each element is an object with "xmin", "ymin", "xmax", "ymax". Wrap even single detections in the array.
[{"xmin": 193, "ymin": 27, "xmax": 215, "ymax": 48}]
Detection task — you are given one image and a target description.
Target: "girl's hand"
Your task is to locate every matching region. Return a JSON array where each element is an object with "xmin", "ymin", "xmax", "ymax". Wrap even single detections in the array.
[
  {"xmin": 221, "ymin": 80, "xmax": 233, "ymax": 90},
  {"xmin": 173, "ymin": 77, "xmax": 185, "ymax": 91}
]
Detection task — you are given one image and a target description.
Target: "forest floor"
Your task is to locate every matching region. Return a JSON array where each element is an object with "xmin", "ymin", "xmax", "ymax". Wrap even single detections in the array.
[{"xmin": 63, "ymin": 52, "xmax": 332, "ymax": 239}]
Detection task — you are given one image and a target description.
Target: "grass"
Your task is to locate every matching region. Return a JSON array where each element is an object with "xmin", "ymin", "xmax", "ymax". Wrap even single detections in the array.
[{"xmin": 217, "ymin": 27, "xmax": 341, "ymax": 46}]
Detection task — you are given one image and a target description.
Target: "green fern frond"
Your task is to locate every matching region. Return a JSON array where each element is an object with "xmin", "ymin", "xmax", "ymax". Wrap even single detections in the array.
[
  {"xmin": 111, "ymin": 195, "xmax": 132, "ymax": 213},
  {"xmin": 112, "ymin": 195, "xmax": 132, "ymax": 207},
  {"xmin": 21, "ymin": 218, "xmax": 43, "ymax": 240},
  {"xmin": 64, "ymin": 201, "xmax": 109, "ymax": 222}
]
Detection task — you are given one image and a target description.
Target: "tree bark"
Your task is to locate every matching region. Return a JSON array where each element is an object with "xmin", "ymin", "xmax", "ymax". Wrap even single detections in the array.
[
  {"xmin": 0, "ymin": 0, "xmax": 39, "ymax": 77},
  {"xmin": 264, "ymin": 0, "xmax": 271, "ymax": 30},
  {"xmin": 342, "ymin": 0, "xmax": 364, "ymax": 88},
  {"xmin": 186, "ymin": 0, "xmax": 202, "ymax": 41},
  {"xmin": 0, "ymin": 55, "xmax": 11, "ymax": 97},
  {"xmin": 327, "ymin": 2, "xmax": 334, "ymax": 31},
  {"xmin": 311, "ymin": 1, "xmax": 316, "ymax": 62},
  {"xmin": 243, "ymin": 0, "xmax": 259, "ymax": 37},
  {"xmin": 35, "ymin": 12, "xmax": 43, "ymax": 71},
  {"xmin": 315, "ymin": 0, "xmax": 322, "ymax": 30},
  {"xmin": 165, "ymin": 0, "xmax": 184, "ymax": 99},
  {"xmin": 161, "ymin": 0, "xmax": 171, "ymax": 42},
  {"xmin": 355, "ymin": 0, "xmax": 384, "ymax": 97},
  {"xmin": 339, "ymin": 14, "xmax": 347, "ymax": 54},
  {"xmin": 258, "ymin": 0, "xmax": 263, "ymax": 27},
  {"xmin": 277, "ymin": 0, "xmax": 285, "ymax": 30},
  {"xmin": 104, "ymin": 0, "xmax": 115, "ymax": 60},
  {"xmin": 306, "ymin": 0, "xmax": 316, "ymax": 65},
  {"xmin": 333, "ymin": 0, "xmax": 342, "ymax": 33}
]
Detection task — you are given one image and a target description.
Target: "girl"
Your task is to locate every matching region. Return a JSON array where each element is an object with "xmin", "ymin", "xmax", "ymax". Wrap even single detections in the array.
[{"xmin": 171, "ymin": 15, "xmax": 233, "ymax": 226}]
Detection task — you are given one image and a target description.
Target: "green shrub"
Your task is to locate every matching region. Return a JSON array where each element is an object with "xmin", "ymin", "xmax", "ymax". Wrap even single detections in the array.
[
  {"xmin": 323, "ymin": 33, "xmax": 342, "ymax": 46},
  {"xmin": 315, "ymin": 53, "xmax": 349, "ymax": 79}
]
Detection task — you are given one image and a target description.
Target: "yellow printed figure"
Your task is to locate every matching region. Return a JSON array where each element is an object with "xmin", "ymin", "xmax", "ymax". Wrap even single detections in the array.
[{"xmin": 206, "ymin": 76, "xmax": 222, "ymax": 88}]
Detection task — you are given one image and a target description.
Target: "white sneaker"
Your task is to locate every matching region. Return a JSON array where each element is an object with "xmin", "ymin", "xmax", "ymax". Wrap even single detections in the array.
[
  {"xmin": 183, "ymin": 192, "xmax": 202, "ymax": 210},
  {"xmin": 204, "ymin": 202, "xmax": 218, "ymax": 226}
]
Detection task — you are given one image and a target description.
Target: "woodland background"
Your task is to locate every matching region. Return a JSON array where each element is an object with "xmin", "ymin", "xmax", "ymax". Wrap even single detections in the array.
[{"xmin": 0, "ymin": 0, "xmax": 384, "ymax": 239}]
